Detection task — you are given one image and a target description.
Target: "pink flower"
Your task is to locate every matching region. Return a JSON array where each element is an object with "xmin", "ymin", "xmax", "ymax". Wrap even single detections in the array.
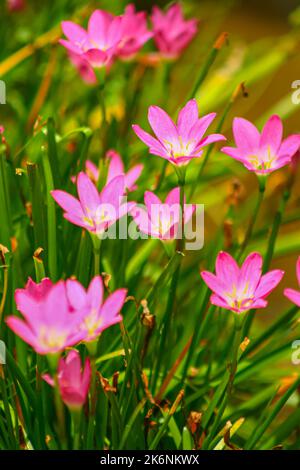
[
  {"xmin": 43, "ymin": 350, "xmax": 91, "ymax": 410},
  {"xmin": 60, "ymin": 10, "xmax": 122, "ymax": 69},
  {"xmin": 6, "ymin": 280, "xmax": 86, "ymax": 355},
  {"xmin": 131, "ymin": 188, "xmax": 195, "ymax": 240},
  {"xmin": 66, "ymin": 276, "xmax": 127, "ymax": 342},
  {"xmin": 51, "ymin": 172, "xmax": 135, "ymax": 235},
  {"xmin": 221, "ymin": 115, "xmax": 300, "ymax": 174},
  {"xmin": 117, "ymin": 4, "xmax": 152, "ymax": 59},
  {"xmin": 132, "ymin": 99, "xmax": 225, "ymax": 166},
  {"xmin": 0, "ymin": 126, "xmax": 4, "ymax": 134},
  {"xmin": 201, "ymin": 252, "xmax": 284, "ymax": 314},
  {"xmin": 151, "ymin": 3, "xmax": 197, "ymax": 58},
  {"xmin": 106, "ymin": 150, "xmax": 143, "ymax": 192},
  {"xmin": 284, "ymin": 257, "xmax": 300, "ymax": 307},
  {"xmin": 77, "ymin": 151, "xmax": 143, "ymax": 193}
]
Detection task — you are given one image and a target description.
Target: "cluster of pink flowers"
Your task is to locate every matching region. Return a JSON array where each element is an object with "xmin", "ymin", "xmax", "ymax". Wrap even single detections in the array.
[
  {"xmin": 60, "ymin": 3, "xmax": 198, "ymax": 83},
  {"xmin": 6, "ymin": 276, "xmax": 127, "ymax": 354},
  {"xmin": 5, "ymin": 2, "xmax": 300, "ymax": 418}
]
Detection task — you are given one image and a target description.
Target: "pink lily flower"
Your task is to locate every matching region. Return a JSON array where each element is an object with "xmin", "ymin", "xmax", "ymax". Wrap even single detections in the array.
[
  {"xmin": 51, "ymin": 172, "xmax": 135, "ymax": 235},
  {"xmin": 131, "ymin": 188, "xmax": 195, "ymax": 240},
  {"xmin": 117, "ymin": 4, "xmax": 153, "ymax": 59},
  {"xmin": 284, "ymin": 257, "xmax": 300, "ymax": 307},
  {"xmin": 6, "ymin": 280, "xmax": 86, "ymax": 355},
  {"xmin": 221, "ymin": 115, "xmax": 300, "ymax": 174},
  {"xmin": 66, "ymin": 275, "xmax": 127, "ymax": 343},
  {"xmin": 72, "ymin": 151, "xmax": 143, "ymax": 193},
  {"xmin": 106, "ymin": 150, "xmax": 144, "ymax": 192},
  {"xmin": 60, "ymin": 10, "xmax": 122, "ymax": 69},
  {"xmin": 43, "ymin": 350, "xmax": 91, "ymax": 410},
  {"xmin": 151, "ymin": 3, "xmax": 197, "ymax": 58},
  {"xmin": 201, "ymin": 251, "xmax": 284, "ymax": 314},
  {"xmin": 132, "ymin": 99, "xmax": 225, "ymax": 166}
]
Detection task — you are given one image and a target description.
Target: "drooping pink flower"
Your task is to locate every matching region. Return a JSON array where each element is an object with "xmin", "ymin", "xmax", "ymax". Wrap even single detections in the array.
[
  {"xmin": 68, "ymin": 52, "xmax": 97, "ymax": 84},
  {"xmin": 284, "ymin": 257, "xmax": 300, "ymax": 307},
  {"xmin": 52, "ymin": 173, "xmax": 135, "ymax": 235},
  {"xmin": 6, "ymin": 280, "xmax": 86, "ymax": 355},
  {"xmin": 43, "ymin": 350, "xmax": 91, "ymax": 410},
  {"xmin": 131, "ymin": 188, "xmax": 195, "ymax": 240},
  {"xmin": 60, "ymin": 10, "xmax": 122, "ymax": 70},
  {"xmin": 151, "ymin": 3, "xmax": 197, "ymax": 58},
  {"xmin": 221, "ymin": 115, "xmax": 300, "ymax": 174},
  {"xmin": 201, "ymin": 251, "xmax": 284, "ymax": 314},
  {"xmin": 117, "ymin": 4, "xmax": 153, "ymax": 59},
  {"xmin": 132, "ymin": 99, "xmax": 225, "ymax": 166},
  {"xmin": 66, "ymin": 276, "xmax": 127, "ymax": 343}
]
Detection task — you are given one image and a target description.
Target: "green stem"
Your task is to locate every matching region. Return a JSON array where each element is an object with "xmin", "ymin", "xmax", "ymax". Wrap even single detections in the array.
[
  {"xmin": 86, "ymin": 342, "xmax": 98, "ymax": 449},
  {"xmin": 91, "ymin": 235, "xmax": 101, "ymax": 276},
  {"xmin": 71, "ymin": 409, "xmax": 82, "ymax": 450},
  {"xmin": 263, "ymin": 188, "xmax": 290, "ymax": 272},
  {"xmin": 227, "ymin": 314, "xmax": 244, "ymax": 394},
  {"xmin": 42, "ymin": 147, "xmax": 57, "ymax": 280},
  {"xmin": 237, "ymin": 176, "xmax": 266, "ymax": 262},
  {"xmin": 53, "ymin": 372, "xmax": 67, "ymax": 449},
  {"xmin": 188, "ymin": 32, "xmax": 228, "ymax": 101}
]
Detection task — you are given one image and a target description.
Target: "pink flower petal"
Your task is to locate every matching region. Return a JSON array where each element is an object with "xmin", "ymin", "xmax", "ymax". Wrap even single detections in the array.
[
  {"xmin": 215, "ymin": 251, "xmax": 239, "ymax": 286},
  {"xmin": 239, "ymin": 252, "xmax": 263, "ymax": 295},
  {"xmin": 233, "ymin": 117, "xmax": 260, "ymax": 154},
  {"xmin": 51, "ymin": 190, "xmax": 84, "ymax": 217},
  {"xmin": 148, "ymin": 105, "xmax": 178, "ymax": 145},
  {"xmin": 284, "ymin": 288, "xmax": 300, "ymax": 307},
  {"xmin": 61, "ymin": 21, "xmax": 89, "ymax": 46},
  {"xmin": 77, "ymin": 171, "xmax": 100, "ymax": 214},
  {"xmin": 278, "ymin": 135, "xmax": 300, "ymax": 159},
  {"xmin": 200, "ymin": 271, "xmax": 227, "ymax": 298},
  {"xmin": 177, "ymin": 99, "xmax": 199, "ymax": 141},
  {"xmin": 188, "ymin": 112, "xmax": 216, "ymax": 143},
  {"xmin": 107, "ymin": 150, "xmax": 124, "ymax": 183},
  {"xmin": 87, "ymin": 276, "xmax": 104, "ymax": 310},
  {"xmin": 255, "ymin": 269, "xmax": 284, "ymax": 299},
  {"xmin": 260, "ymin": 115, "xmax": 283, "ymax": 153},
  {"xmin": 132, "ymin": 125, "xmax": 167, "ymax": 157},
  {"xmin": 124, "ymin": 164, "xmax": 143, "ymax": 191}
]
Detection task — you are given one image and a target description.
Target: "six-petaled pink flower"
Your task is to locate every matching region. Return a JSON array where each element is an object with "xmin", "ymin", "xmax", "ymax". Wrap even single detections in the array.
[
  {"xmin": 6, "ymin": 279, "xmax": 86, "ymax": 355},
  {"xmin": 60, "ymin": 10, "xmax": 122, "ymax": 70},
  {"xmin": 201, "ymin": 251, "xmax": 284, "ymax": 314},
  {"xmin": 221, "ymin": 115, "xmax": 300, "ymax": 174},
  {"xmin": 67, "ymin": 275, "xmax": 127, "ymax": 343},
  {"xmin": 52, "ymin": 172, "xmax": 135, "ymax": 235},
  {"xmin": 131, "ymin": 188, "xmax": 195, "ymax": 240},
  {"xmin": 284, "ymin": 257, "xmax": 300, "ymax": 307},
  {"xmin": 43, "ymin": 350, "xmax": 91, "ymax": 410},
  {"xmin": 132, "ymin": 99, "xmax": 225, "ymax": 166},
  {"xmin": 117, "ymin": 4, "xmax": 152, "ymax": 59},
  {"xmin": 76, "ymin": 150, "xmax": 143, "ymax": 193},
  {"xmin": 151, "ymin": 3, "xmax": 197, "ymax": 58}
]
